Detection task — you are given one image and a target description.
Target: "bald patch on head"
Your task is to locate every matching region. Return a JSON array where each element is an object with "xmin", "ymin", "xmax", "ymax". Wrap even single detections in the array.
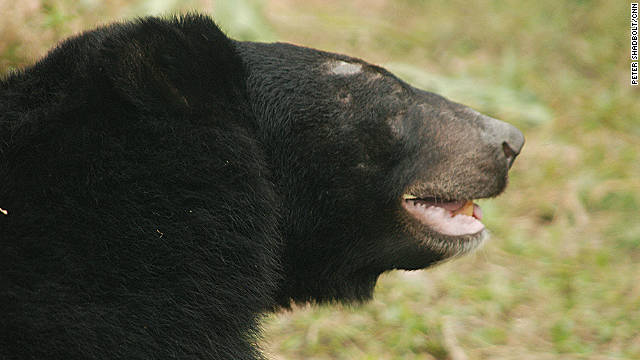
[{"xmin": 326, "ymin": 60, "xmax": 362, "ymax": 75}]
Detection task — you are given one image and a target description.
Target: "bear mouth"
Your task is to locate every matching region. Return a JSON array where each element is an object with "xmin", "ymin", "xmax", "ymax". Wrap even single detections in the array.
[{"xmin": 401, "ymin": 194, "xmax": 484, "ymax": 237}]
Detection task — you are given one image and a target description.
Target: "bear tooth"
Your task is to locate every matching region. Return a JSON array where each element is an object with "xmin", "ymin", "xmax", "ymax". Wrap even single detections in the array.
[
  {"xmin": 403, "ymin": 194, "xmax": 417, "ymax": 200},
  {"xmin": 451, "ymin": 201, "xmax": 474, "ymax": 217}
]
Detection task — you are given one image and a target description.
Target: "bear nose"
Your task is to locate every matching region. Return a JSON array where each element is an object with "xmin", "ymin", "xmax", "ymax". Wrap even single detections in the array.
[
  {"xmin": 477, "ymin": 113, "xmax": 525, "ymax": 169},
  {"xmin": 500, "ymin": 123, "xmax": 525, "ymax": 169}
]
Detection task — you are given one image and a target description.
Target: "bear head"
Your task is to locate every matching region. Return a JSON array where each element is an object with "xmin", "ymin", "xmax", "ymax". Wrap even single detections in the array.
[{"xmin": 235, "ymin": 41, "xmax": 524, "ymax": 306}]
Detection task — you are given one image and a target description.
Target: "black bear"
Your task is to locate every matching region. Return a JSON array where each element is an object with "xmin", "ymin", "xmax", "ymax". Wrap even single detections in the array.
[{"xmin": 0, "ymin": 14, "xmax": 524, "ymax": 359}]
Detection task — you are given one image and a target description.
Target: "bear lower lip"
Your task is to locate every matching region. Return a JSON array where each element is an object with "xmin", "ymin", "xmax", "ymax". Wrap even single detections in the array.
[{"xmin": 402, "ymin": 198, "xmax": 485, "ymax": 236}]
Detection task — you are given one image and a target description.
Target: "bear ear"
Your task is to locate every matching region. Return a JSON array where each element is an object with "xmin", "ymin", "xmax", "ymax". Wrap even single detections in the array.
[
  {"xmin": 98, "ymin": 15, "xmax": 245, "ymax": 113},
  {"xmin": 99, "ymin": 39, "xmax": 190, "ymax": 111}
]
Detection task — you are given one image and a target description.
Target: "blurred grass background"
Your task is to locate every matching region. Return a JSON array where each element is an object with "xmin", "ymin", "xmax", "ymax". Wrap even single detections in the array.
[{"xmin": 1, "ymin": 0, "xmax": 638, "ymax": 358}]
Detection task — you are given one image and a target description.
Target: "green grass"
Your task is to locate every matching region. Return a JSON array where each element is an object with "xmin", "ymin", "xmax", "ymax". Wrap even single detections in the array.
[{"xmin": 2, "ymin": 0, "xmax": 639, "ymax": 358}]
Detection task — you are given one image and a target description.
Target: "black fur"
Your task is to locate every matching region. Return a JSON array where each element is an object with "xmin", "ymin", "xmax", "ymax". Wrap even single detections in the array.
[{"xmin": 1, "ymin": 14, "xmax": 523, "ymax": 359}]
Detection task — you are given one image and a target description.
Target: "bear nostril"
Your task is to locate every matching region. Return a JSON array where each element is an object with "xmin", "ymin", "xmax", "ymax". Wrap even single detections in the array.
[
  {"xmin": 502, "ymin": 141, "xmax": 516, "ymax": 158},
  {"xmin": 500, "ymin": 124, "xmax": 524, "ymax": 169},
  {"xmin": 477, "ymin": 113, "xmax": 525, "ymax": 170},
  {"xmin": 502, "ymin": 141, "xmax": 517, "ymax": 169}
]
